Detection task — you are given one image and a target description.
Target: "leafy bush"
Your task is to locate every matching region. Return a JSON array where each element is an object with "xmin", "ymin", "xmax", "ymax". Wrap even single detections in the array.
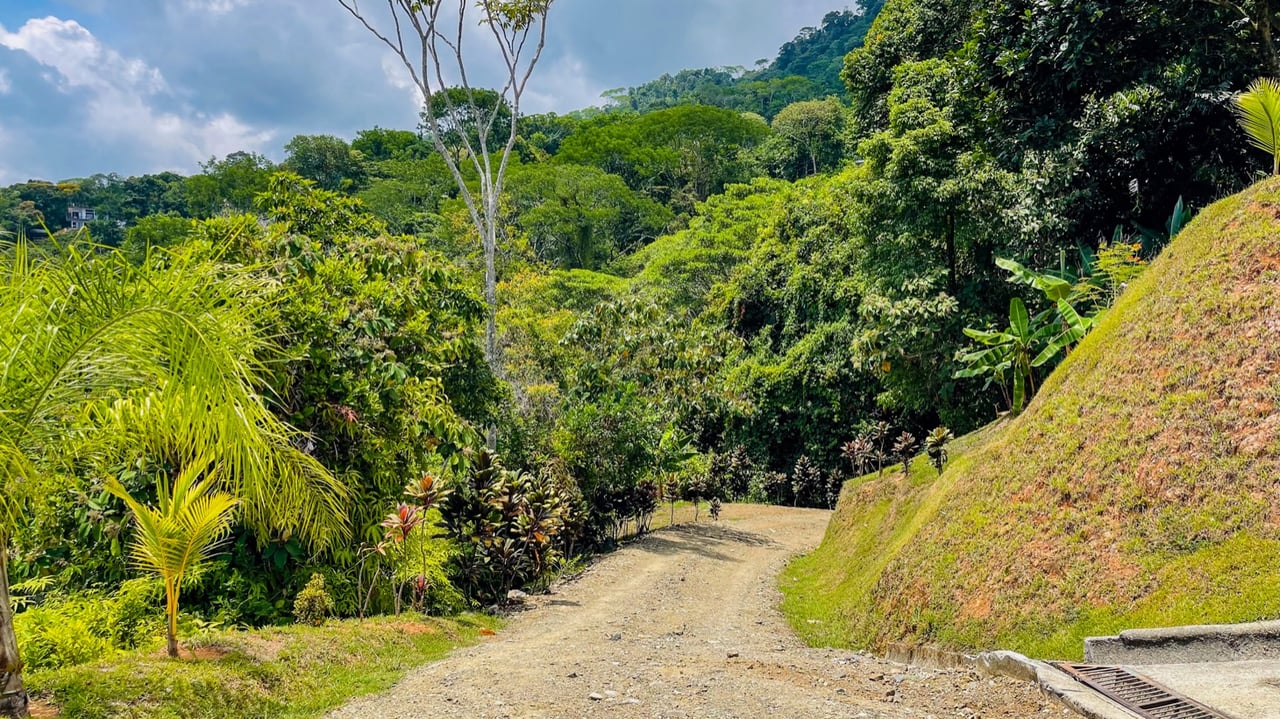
[
  {"xmin": 15, "ymin": 596, "xmax": 116, "ymax": 671},
  {"xmin": 14, "ymin": 580, "xmax": 164, "ymax": 672},
  {"xmin": 293, "ymin": 574, "xmax": 336, "ymax": 627},
  {"xmin": 709, "ymin": 446, "xmax": 756, "ymax": 501},
  {"xmin": 789, "ymin": 456, "xmax": 823, "ymax": 507},
  {"xmin": 747, "ymin": 471, "xmax": 788, "ymax": 505},
  {"xmin": 434, "ymin": 451, "xmax": 579, "ymax": 603},
  {"xmin": 109, "ymin": 579, "xmax": 162, "ymax": 649}
]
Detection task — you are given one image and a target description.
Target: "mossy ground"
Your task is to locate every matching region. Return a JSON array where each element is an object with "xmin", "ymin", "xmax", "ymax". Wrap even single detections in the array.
[
  {"xmin": 782, "ymin": 179, "xmax": 1280, "ymax": 660},
  {"xmin": 28, "ymin": 614, "xmax": 499, "ymax": 719}
]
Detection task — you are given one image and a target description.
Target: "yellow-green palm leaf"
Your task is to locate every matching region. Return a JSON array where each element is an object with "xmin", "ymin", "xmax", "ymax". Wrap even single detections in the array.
[
  {"xmin": 0, "ymin": 238, "xmax": 349, "ymax": 548},
  {"xmin": 106, "ymin": 456, "xmax": 238, "ymax": 657},
  {"xmin": 1235, "ymin": 77, "xmax": 1280, "ymax": 175},
  {"xmin": 106, "ymin": 458, "xmax": 238, "ymax": 584}
]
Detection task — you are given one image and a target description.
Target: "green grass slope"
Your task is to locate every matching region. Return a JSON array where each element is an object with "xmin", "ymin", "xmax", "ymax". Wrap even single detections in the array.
[
  {"xmin": 782, "ymin": 179, "xmax": 1280, "ymax": 660},
  {"xmin": 30, "ymin": 615, "xmax": 498, "ymax": 718}
]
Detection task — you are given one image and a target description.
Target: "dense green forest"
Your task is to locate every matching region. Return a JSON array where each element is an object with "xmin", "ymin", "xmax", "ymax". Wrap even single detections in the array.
[{"xmin": 2, "ymin": 0, "xmax": 1279, "ymax": 713}]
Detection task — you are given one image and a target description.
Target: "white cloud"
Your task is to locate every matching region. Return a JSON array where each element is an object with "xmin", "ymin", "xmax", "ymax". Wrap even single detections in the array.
[
  {"xmin": 0, "ymin": 17, "xmax": 164, "ymax": 93},
  {"xmin": 0, "ymin": 16, "xmax": 271, "ymax": 173},
  {"xmin": 380, "ymin": 52, "xmax": 423, "ymax": 115},
  {"xmin": 524, "ymin": 52, "xmax": 606, "ymax": 113},
  {"xmin": 183, "ymin": 0, "xmax": 253, "ymax": 15}
]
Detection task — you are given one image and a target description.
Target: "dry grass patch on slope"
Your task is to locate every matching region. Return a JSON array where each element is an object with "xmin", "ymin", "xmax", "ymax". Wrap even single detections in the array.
[{"xmin": 783, "ymin": 178, "xmax": 1280, "ymax": 660}]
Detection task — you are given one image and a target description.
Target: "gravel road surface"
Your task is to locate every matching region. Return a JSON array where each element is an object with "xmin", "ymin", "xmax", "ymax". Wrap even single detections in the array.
[{"xmin": 329, "ymin": 505, "xmax": 1067, "ymax": 719}]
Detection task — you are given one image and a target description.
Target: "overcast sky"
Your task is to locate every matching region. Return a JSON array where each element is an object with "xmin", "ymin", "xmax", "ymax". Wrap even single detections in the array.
[{"xmin": 0, "ymin": 0, "xmax": 850, "ymax": 183}]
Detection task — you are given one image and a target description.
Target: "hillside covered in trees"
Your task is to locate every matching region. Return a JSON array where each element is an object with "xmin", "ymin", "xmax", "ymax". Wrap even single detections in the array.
[{"xmin": 3, "ymin": 0, "xmax": 1280, "ymax": 713}]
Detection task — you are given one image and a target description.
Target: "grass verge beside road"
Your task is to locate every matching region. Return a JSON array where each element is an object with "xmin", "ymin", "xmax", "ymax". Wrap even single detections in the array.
[{"xmin": 28, "ymin": 614, "xmax": 499, "ymax": 719}]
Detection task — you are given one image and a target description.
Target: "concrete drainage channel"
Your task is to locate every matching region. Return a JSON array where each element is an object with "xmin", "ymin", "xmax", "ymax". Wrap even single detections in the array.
[
  {"xmin": 887, "ymin": 621, "xmax": 1280, "ymax": 719},
  {"xmin": 886, "ymin": 645, "xmax": 1151, "ymax": 719},
  {"xmin": 1053, "ymin": 664, "xmax": 1228, "ymax": 719}
]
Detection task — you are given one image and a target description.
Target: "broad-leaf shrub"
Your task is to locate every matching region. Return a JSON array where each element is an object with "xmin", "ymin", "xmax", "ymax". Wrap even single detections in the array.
[
  {"xmin": 438, "ymin": 451, "xmax": 580, "ymax": 603},
  {"xmin": 293, "ymin": 574, "xmax": 335, "ymax": 627}
]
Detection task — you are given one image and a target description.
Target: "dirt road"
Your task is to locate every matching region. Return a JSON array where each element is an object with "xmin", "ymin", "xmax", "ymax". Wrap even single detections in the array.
[{"xmin": 329, "ymin": 505, "xmax": 1067, "ymax": 719}]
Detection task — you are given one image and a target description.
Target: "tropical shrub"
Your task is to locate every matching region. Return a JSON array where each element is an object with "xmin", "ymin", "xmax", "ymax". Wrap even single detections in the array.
[
  {"xmin": 823, "ymin": 470, "xmax": 844, "ymax": 509},
  {"xmin": 790, "ymin": 456, "xmax": 823, "ymax": 508},
  {"xmin": 293, "ymin": 574, "xmax": 336, "ymax": 627},
  {"xmin": 709, "ymin": 446, "xmax": 756, "ymax": 501},
  {"xmin": 1, "ymin": 237, "xmax": 348, "ymax": 709},
  {"xmin": 747, "ymin": 471, "xmax": 790, "ymax": 505},
  {"xmin": 437, "ymin": 451, "xmax": 577, "ymax": 603},
  {"xmin": 924, "ymin": 427, "xmax": 954, "ymax": 475},
  {"xmin": 893, "ymin": 432, "xmax": 917, "ymax": 474},
  {"xmin": 13, "ymin": 598, "xmax": 114, "ymax": 671},
  {"xmin": 109, "ymin": 579, "xmax": 162, "ymax": 649}
]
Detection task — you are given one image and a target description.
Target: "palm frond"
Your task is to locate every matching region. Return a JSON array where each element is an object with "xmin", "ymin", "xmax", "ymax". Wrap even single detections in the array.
[
  {"xmin": 1, "ymin": 239, "xmax": 349, "ymax": 550},
  {"xmin": 1235, "ymin": 77, "xmax": 1280, "ymax": 175}
]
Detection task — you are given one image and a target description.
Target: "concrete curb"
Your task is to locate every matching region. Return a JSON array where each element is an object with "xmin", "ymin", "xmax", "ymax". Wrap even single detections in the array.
[
  {"xmin": 1085, "ymin": 619, "xmax": 1280, "ymax": 664},
  {"xmin": 884, "ymin": 644, "xmax": 1139, "ymax": 719}
]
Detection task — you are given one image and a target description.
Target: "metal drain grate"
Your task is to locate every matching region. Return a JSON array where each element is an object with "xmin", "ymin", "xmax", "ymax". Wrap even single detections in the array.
[{"xmin": 1054, "ymin": 664, "xmax": 1233, "ymax": 719}]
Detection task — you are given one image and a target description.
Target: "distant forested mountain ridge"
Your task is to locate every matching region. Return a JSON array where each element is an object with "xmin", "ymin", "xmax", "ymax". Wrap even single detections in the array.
[
  {"xmin": 600, "ymin": 2, "xmax": 885, "ymax": 118},
  {"xmin": 759, "ymin": 4, "xmax": 884, "ymax": 92}
]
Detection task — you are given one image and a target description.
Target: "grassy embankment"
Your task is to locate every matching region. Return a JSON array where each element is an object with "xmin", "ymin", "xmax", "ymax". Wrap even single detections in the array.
[
  {"xmin": 28, "ymin": 614, "xmax": 499, "ymax": 719},
  {"xmin": 783, "ymin": 178, "xmax": 1280, "ymax": 660}
]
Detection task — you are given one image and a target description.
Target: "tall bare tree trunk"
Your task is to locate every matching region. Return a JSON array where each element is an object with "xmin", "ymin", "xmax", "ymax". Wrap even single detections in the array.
[
  {"xmin": 484, "ymin": 202, "xmax": 500, "ymax": 451},
  {"xmin": 0, "ymin": 541, "xmax": 28, "ymax": 719},
  {"xmin": 337, "ymin": 0, "xmax": 553, "ymax": 452}
]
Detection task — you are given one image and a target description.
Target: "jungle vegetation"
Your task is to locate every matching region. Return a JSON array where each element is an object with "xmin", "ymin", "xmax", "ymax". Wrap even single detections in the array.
[{"xmin": 2, "ymin": 0, "xmax": 1279, "ymax": 713}]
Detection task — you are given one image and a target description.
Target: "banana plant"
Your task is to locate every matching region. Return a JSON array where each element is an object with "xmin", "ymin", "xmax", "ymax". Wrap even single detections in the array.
[
  {"xmin": 995, "ymin": 257, "xmax": 1098, "ymax": 362},
  {"xmin": 105, "ymin": 457, "xmax": 238, "ymax": 659},
  {"xmin": 956, "ymin": 297, "xmax": 1056, "ymax": 414}
]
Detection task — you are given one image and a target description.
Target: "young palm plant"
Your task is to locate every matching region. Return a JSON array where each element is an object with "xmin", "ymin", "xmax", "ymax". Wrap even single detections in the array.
[
  {"xmin": 105, "ymin": 458, "xmax": 238, "ymax": 658},
  {"xmin": 0, "ymin": 239, "xmax": 347, "ymax": 718},
  {"xmin": 1236, "ymin": 77, "xmax": 1280, "ymax": 175}
]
